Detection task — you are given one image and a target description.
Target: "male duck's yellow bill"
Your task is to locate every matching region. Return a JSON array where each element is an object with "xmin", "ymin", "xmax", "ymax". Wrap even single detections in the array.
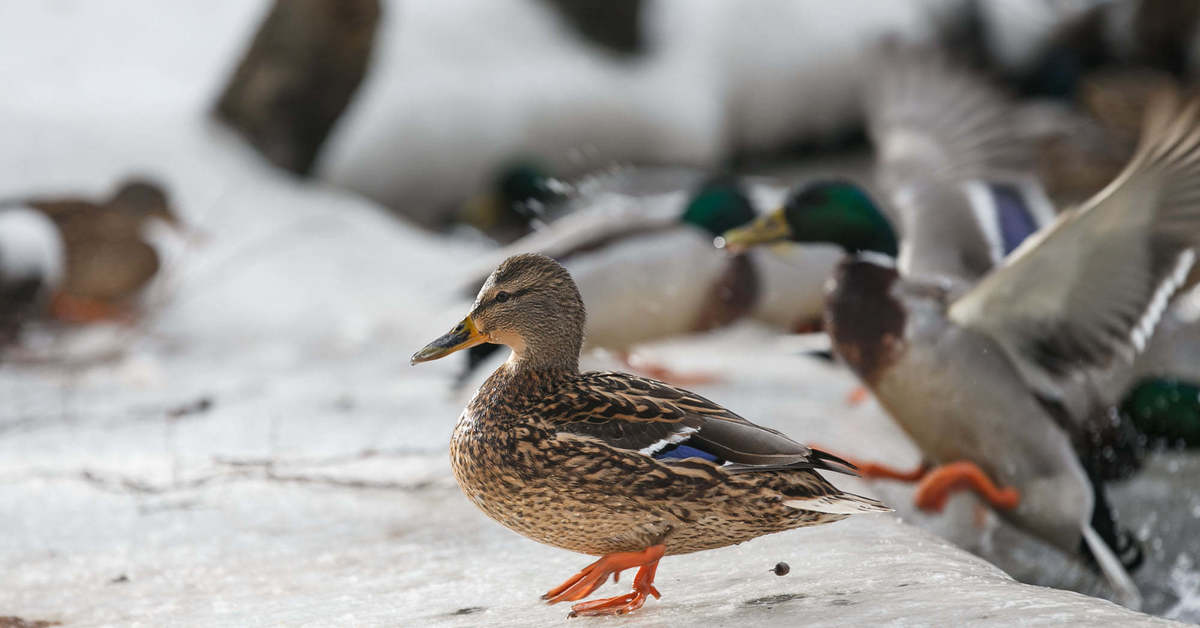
[
  {"xmin": 411, "ymin": 316, "xmax": 489, "ymax": 365},
  {"xmin": 716, "ymin": 208, "xmax": 791, "ymax": 253}
]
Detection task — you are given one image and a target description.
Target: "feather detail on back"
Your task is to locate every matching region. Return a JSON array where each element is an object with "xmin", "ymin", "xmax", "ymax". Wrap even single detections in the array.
[
  {"xmin": 949, "ymin": 88, "xmax": 1200, "ymax": 398},
  {"xmin": 546, "ymin": 371, "xmax": 860, "ymax": 475}
]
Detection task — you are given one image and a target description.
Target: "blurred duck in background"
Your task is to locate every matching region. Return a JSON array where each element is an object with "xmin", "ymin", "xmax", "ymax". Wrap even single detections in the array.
[
  {"xmin": 724, "ymin": 53, "xmax": 1200, "ymax": 607},
  {"xmin": 456, "ymin": 175, "xmax": 838, "ymax": 386},
  {"xmin": 0, "ymin": 179, "xmax": 182, "ymax": 340},
  {"xmin": 457, "ymin": 160, "xmax": 705, "ymax": 244}
]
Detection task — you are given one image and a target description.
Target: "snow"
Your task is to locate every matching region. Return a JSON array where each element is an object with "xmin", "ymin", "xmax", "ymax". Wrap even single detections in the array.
[
  {"xmin": 0, "ymin": 2, "xmax": 1195, "ymax": 626},
  {"xmin": 0, "ymin": 207, "xmax": 63, "ymax": 287}
]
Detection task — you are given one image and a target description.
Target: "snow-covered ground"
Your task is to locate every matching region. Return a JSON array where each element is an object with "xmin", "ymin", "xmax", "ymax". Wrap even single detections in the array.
[{"xmin": 0, "ymin": 2, "xmax": 1196, "ymax": 626}]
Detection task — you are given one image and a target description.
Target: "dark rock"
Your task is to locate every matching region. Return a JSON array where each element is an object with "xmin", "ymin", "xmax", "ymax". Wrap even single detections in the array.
[
  {"xmin": 540, "ymin": 0, "xmax": 644, "ymax": 56},
  {"xmin": 214, "ymin": 0, "xmax": 382, "ymax": 175}
]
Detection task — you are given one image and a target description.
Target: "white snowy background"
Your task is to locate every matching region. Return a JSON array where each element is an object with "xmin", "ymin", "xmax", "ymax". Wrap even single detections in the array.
[{"xmin": 0, "ymin": 1, "xmax": 1195, "ymax": 626}]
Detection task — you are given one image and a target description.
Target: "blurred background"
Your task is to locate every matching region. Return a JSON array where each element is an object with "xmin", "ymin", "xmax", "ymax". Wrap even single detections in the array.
[{"xmin": 2, "ymin": 1, "xmax": 1200, "ymax": 625}]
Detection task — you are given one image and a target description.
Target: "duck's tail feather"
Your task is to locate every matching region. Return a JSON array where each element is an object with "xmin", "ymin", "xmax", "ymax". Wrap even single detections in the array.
[
  {"xmin": 809, "ymin": 447, "xmax": 860, "ymax": 477},
  {"xmin": 784, "ymin": 492, "xmax": 892, "ymax": 515},
  {"xmin": 1081, "ymin": 525, "xmax": 1143, "ymax": 610}
]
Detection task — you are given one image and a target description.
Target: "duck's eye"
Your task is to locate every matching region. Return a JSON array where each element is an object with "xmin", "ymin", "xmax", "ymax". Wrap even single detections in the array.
[{"xmin": 495, "ymin": 291, "xmax": 510, "ymax": 303}]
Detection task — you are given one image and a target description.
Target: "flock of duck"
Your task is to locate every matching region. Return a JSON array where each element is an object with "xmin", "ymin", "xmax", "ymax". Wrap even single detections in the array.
[
  {"xmin": 411, "ymin": 48, "xmax": 1200, "ymax": 616},
  {"xmin": 1, "ymin": 37, "xmax": 1197, "ymax": 619}
]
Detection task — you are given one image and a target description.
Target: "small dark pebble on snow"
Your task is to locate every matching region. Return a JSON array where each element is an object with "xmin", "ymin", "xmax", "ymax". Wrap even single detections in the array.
[
  {"xmin": 109, "ymin": 574, "xmax": 129, "ymax": 584},
  {"xmin": 772, "ymin": 561, "xmax": 790, "ymax": 576},
  {"xmin": 166, "ymin": 396, "xmax": 214, "ymax": 419}
]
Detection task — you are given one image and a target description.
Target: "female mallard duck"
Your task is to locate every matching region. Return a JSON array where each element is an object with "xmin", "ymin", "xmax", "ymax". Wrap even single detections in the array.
[
  {"xmin": 722, "ymin": 87, "xmax": 1200, "ymax": 609},
  {"xmin": 457, "ymin": 175, "xmax": 838, "ymax": 385},
  {"xmin": 412, "ymin": 253, "xmax": 889, "ymax": 617},
  {"xmin": 22, "ymin": 179, "xmax": 180, "ymax": 323}
]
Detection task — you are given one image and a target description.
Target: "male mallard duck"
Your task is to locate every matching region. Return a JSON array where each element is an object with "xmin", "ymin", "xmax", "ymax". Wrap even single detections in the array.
[
  {"xmin": 2, "ymin": 179, "xmax": 181, "ymax": 324},
  {"xmin": 459, "ymin": 161, "xmax": 572, "ymax": 243},
  {"xmin": 412, "ymin": 253, "xmax": 889, "ymax": 617},
  {"xmin": 458, "ymin": 175, "xmax": 837, "ymax": 385},
  {"xmin": 722, "ymin": 87, "xmax": 1200, "ymax": 609},
  {"xmin": 459, "ymin": 161, "xmax": 708, "ymax": 243}
]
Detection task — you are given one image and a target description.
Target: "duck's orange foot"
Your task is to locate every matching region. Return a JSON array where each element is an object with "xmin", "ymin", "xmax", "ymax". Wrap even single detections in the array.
[
  {"xmin": 544, "ymin": 545, "xmax": 665, "ymax": 617},
  {"xmin": 913, "ymin": 461, "xmax": 1021, "ymax": 513},
  {"xmin": 568, "ymin": 584, "xmax": 660, "ymax": 617},
  {"xmin": 845, "ymin": 385, "xmax": 870, "ymax": 406},
  {"xmin": 49, "ymin": 293, "xmax": 131, "ymax": 324}
]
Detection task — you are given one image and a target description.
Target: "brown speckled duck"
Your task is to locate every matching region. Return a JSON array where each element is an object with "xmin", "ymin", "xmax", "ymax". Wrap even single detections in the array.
[
  {"xmin": 411, "ymin": 253, "xmax": 889, "ymax": 617},
  {"xmin": 28, "ymin": 179, "xmax": 179, "ymax": 323}
]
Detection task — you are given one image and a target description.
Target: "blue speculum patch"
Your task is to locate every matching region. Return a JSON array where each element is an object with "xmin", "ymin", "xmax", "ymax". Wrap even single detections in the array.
[
  {"xmin": 653, "ymin": 443, "xmax": 723, "ymax": 463},
  {"xmin": 991, "ymin": 183, "xmax": 1039, "ymax": 254}
]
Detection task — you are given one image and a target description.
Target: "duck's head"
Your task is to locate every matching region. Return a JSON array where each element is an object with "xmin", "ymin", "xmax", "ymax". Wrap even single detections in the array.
[
  {"xmin": 461, "ymin": 162, "xmax": 564, "ymax": 230},
  {"xmin": 679, "ymin": 176, "xmax": 758, "ymax": 236},
  {"xmin": 718, "ymin": 180, "xmax": 897, "ymax": 257},
  {"xmin": 412, "ymin": 253, "xmax": 585, "ymax": 370},
  {"xmin": 110, "ymin": 179, "xmax": 180, "ymax": 228}
]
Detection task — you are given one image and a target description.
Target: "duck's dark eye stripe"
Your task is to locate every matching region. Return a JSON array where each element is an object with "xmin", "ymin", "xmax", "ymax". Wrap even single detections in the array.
[{"xmin": 477, "ymin": 287, "xmax": 532, "ymax": 313}]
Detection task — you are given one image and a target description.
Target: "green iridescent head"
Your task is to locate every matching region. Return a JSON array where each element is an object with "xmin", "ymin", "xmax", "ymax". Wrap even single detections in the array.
[
  {"xmin": 461, "ymin": 161, "xmax": 566, "ymax": 232},
  {"xmin": 496, "ymin": 162, "xmax": 562, "ymax": 219},
  {"xmin": 679, "ymin": 176, "xmax": 757, "ymax": 236},
  {"xmin": 1120, "ymin": 378, "xmax": 1200, "ymax": 447},
  {"xmin": 720, "ymin": 180, "xmax": 897, "ymax": 256}
]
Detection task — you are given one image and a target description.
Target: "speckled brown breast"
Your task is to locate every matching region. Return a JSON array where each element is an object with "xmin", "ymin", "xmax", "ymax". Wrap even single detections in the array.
[
  {"xmin": 448, "ymin": 368, "xmax": 846, "ymax": 557},
  {"xmin": 824, "ymin": 259, "xmax": 906, "ymax": 386}
]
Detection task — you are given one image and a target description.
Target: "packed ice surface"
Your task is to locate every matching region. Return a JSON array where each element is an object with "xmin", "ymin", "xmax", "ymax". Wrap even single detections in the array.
[{"xmin": 0, "ymin": 1, "xmax": 1196, "ymax": 626}]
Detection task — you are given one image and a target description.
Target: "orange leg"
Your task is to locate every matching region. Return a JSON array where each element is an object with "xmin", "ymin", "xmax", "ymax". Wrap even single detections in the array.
[
  {"xmin": 543, "ymin": 545, "xmax": 665, "ymax": 617},
  {"xmin": 49, "ymin": 293, "xmax": 131, "ymax": 324},
  {"xmin": 913, "ymin": 461, "xmax": 1021, "ymax": 513},
  {"xmin": 845, "ymin": 385, "xmax": 870, "ymax": 406},
  {"xmin": 810, "ymin": 445, "xmax": 928, "ymax": 482},
  {"xmin": 618, "ymin": 351, "xmax": 718, "ymax": 387}
]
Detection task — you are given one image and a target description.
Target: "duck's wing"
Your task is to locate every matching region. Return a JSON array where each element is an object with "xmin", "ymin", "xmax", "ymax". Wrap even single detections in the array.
[
  {"xmin": 948, "ymin": 90, "xmax": 1200, "ymax": 398},
  {"xmin": 461, "ymin": 193, "xmax": 682, "ymax": 296},
  {"xmin": 866, "ymin": 45, "xmax": 1035, "ymax": 282},
  {"xmin": 546, "ymin": 371, "xmax": 856, "ymax": 475},
  {"xmin": 868, "ymin": 47, "xmax": 1030, "ymax": 192}
]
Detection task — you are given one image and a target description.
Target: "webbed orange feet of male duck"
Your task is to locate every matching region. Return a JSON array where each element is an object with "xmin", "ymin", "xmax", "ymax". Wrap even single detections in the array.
[
  {"xmin": 543, "ymin": 545, "xmax": 664, "ymax": 617},
  {"xmin": 913, "ymin": 461, "xmax": 1021, "ymax": 513}
]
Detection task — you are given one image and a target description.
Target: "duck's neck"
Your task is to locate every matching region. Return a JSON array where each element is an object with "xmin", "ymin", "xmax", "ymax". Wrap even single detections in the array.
[
  {"xmin": 480, "ymin": 353, "xmax": 576, "ymax": 403},
  {"xmin": 480, "ymin": 330, "xmax": 580, "ymax": 394}
]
